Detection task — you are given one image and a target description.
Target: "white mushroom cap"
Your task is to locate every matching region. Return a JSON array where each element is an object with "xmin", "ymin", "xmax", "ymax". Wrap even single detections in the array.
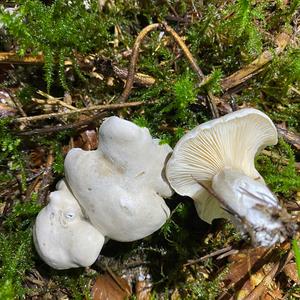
[
  {"xmin": 33, "ymin": 180, "xmax": 105, "ymax": 269},
  {"xmin": 64, "ymin": 116, "xmax": 172, "ymax": 242},
  {"xmin": 166, "ymin": 108, "xmax": 278, "ymax": 224}
]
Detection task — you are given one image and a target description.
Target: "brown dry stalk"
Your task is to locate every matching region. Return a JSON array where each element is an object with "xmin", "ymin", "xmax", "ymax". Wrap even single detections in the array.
[
  {"xmin": 117, "ymin": 22, "xmax": 218, "ymax": 117},
  {"xmin": 16, "ymin": 112, "xmax": 108, "ymax": 135},
  {"xmin": 161, "ymin": 22, "xmax": 205, "ymax": 80},
  {"xmin": 15, "ymin": 101, "xmax": 144, "ymax": 123},
  {"xmin": 184, "ymin": 246, "xmax": 233, "ymax": 267},
  {"xmin": 0, "ymin": 52, "xmax": 44, "ymax": 64},
  {"xmin": 117, "ymin": 23, "xmax": 161, "ymax": 103},
  {"xmin": 37, "ymin": 150, "xmax": 54, "ymax": 205},
  {"xmin": 112, "ymin": 65, "xmax": 156, "ymax": 86},
  {"xmin": 32, "ymin": 98, "xmax": 78, "ymax": 111}
]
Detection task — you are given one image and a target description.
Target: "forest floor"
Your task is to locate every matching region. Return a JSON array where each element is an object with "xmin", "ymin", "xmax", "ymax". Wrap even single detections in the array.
[{"xmin": 0, "ymin": 1, "xmax": 300, "ymax": 299}]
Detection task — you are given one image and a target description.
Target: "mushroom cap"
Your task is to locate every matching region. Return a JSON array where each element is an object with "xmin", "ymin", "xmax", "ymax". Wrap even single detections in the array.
[
  {"xmin": 64, "ymin": 116, "xmax": 172, "ymax": 241},
  {"xmin": 33, "ymin": 180, "xmax": 104, "ymax": 269},
  {"xmin": 166, "ymin": 108, "xmax": 278, "ymax": 223}
]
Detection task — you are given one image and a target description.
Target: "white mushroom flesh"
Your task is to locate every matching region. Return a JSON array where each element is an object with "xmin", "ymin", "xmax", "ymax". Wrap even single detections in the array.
[
  {"xmin": 33, "ymin": 180, "xmax": 105, "ymax": 269},
  {"xmin": 65, "ymin": 116, "xmax": 172, "ymax": 242}
]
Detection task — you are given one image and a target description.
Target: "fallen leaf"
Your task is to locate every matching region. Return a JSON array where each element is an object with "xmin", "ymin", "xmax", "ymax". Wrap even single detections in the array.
[
  {"xmin": 219, "ymin": 247, "xmax": 273, "ymax": 300},
  {"xmin": 73, "ymin": 128, "xmax": 98, "ymax": 150},
  {"xmin": 0, "ymin": 103, "xmax": 17, "ymax": 117},
  {"xmin": 92, "ymin": 272, "xmax": 132, "ymax": 300},
  {"xmin": 136, "ymin": 277, "xmax": 152, "ymax": 300},
  {"xmin": 283, "ymin": 262, "xmax": 300, "ymax": 283},
  {"xmin": 263, "ymin": 286, "xmax": 283, "ymax": 300}
]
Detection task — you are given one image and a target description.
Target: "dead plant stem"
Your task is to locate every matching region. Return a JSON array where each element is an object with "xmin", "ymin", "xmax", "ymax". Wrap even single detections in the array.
[{"xmin": 15, "ymin": 101, "xmax": 144, "ymax": 123}]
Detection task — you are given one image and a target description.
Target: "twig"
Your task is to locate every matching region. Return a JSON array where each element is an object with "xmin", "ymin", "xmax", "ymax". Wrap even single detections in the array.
[
  {"xmin": 9, "ymin": 92, "xmax": 27, "ymax": 117},
  {"xmin": 161, "ymin": 22, "xmax": 205, "ymax": 81},
  {"xmin": 0, "ymin": 52, "xmax": 44, "ymax": 64},
  {"xmin": 112, "ymin": 64, "xmax": 156, "ymax": 86},
  {"xmin": 117, "ymin": 22, "xmax": 218, "ymax": 117},
  {"xmin": 16, "ymin": 112, "xmax": 107, "ymax": 135},
  {"xmin": 216, "ymin": 249, "xmax": 240, "ymax": 260},
  {"xmin": 184, "ymin": 246, "xmax": 233, "ymax": 267},
  {"xmin": 32, "ymin": 98, "xmax": 78, "ymax": 111},
  {"xmin": 14, "ymin": 101, "xmax": 144, "ymax": 123},
  {"xmin": 34, "ymin": 90, "xmax": 78, "ymax": 110},
  {"xmin": 117, "ymin": 23, "xmax": 161, "ymax": 103}
]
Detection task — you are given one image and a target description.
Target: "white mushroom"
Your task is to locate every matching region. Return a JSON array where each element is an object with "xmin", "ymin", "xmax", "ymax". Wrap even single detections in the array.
[
  {"xmin": 33, "ymin": 180, "xmax": 105, "ymax": 269},
  {"xmin": 166, "ymin": 108, "xmax": 294, "ymax": 246},
  {"xmin": 64, "ymin": 116, "xmax": 172, "ymax": 242}
]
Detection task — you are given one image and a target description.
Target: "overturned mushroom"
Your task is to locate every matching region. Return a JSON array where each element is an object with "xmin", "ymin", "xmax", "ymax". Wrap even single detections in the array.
[
  {"xmin": 33, "ymin": 180, "xmax": 105, "ymax": 269},
  {"xmin": 64, "ymin": 116, "xmax": 172, "ymax": 242},
  {"xmin": 34, "ymin": 117, "xmax": 172, "ymax": 269},
  {"xmin": 166, "ymin": 108, "xmax": 295, "ymax": 246}
]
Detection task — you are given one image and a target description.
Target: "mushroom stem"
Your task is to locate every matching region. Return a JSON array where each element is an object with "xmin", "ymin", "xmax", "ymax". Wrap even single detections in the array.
[{"xmin": 211, "ymin": 168, "xmax": 290, "ymax": 246}]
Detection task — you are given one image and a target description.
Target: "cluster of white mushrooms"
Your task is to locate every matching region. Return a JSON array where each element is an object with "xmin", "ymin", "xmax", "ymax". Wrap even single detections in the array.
[{"xmin": 34, "ymin": 108, "xmax": 295, "ymax": 269}]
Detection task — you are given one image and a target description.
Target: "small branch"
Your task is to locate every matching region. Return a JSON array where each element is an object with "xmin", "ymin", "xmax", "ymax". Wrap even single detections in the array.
[
  {"xmin": 117, "ymin": 23, "xmax": 161, "ymax": 103},
  {"xmin": 161, "ymin": 22, "xmax": 205, "ymax": 81},
  {"xmin": 32, "ymin": 98, "xmax": 78, "ymax": 111},
  {"xmin": 0, "ymin": 52, "xmax": 44, "ymax": 64},
  {"xmin": 117, "ymin": 22, "xmax": 218, "ymax": 117},
  {"xmin": 112, "ymin": 65, "xmax": 156, "ymax": 86},
  {"xmin": 16, "ymin": 112, "xmax": 107, "ymax": 135},
  {"xmin": 184, "ymin": 246, "xmax": 233, "ymax": 267},
  {"xmin": 14, "ymin": 101, "xmax": 145, "ymax": 123}
]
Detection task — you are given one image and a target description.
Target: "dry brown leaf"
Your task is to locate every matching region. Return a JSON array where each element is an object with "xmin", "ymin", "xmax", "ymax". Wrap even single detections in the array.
[
  {"xmin": 219, "ymin": 247, "xmax": 271, "ymax": 300},
  {"xmin": 0, "ymin": 103, "xmax": 17, "ymax": 117},
  {"xmin": 135, "ymin": 279, "xmax": 152, "ymax": 300},
  {"xmin": 226, "ymin": 248, "xmax": 269, "ymax": 283},
  {"xmin": 263, "ymin": 286, "xmax": 283, "ymax": 300},
  {"xmin": 29, "ymin": 148, "xmax": 47, "ymax": 168},
  {"xmin": 73, "ymin": 128, "xmax": 98, "ymax": 150},
  {"xmin": 283, "ymin": 262, "xmax": 300, "ymax": 283},
  {"xmin": 170, "ymin": 288, "xmax": 181, "ymax": 300},
  {"xmin": 92, "ymin": 272, "xmax": 132, "ymax": 300}
]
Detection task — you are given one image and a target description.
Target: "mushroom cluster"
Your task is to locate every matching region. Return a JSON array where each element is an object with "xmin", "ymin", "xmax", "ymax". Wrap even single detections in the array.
[
  {"xmin": 34, "ymin": 117, "xmax": 172, "ymax": 269},
  {"xmin": 166, "ymin": 108, "xmax": 294, "ymax": 246},
  {"xmin": 34, "ymin": 108, "xmax": 295, "ymax": 269}
]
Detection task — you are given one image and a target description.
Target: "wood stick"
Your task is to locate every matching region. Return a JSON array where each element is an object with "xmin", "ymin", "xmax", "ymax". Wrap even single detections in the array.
[
  {"xmin": 0, "ymin": 52, "xmax": 44, "ymax": 64},
  {"xmin": 14, "ymin": 101, "xmax": 144, "ymax": 123}
]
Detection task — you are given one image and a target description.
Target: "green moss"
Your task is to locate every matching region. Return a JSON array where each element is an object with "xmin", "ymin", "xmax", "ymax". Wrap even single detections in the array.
[
  {"xmin": 0, "ymin": 118, "xmax": 26, "ymax": 189},
  {"xmin": 0, "ymin": 0, "xmax": 112, "ymax": 91},
  {"xmin": 256, "ymin": 139, "xmax": 300, "ymax": 197},
  {"xmin": 181, "ymin": 267, "xmax": 228, "ymax": 300},
  {"xmin": 0, "ymin": 194, "xmax": 40, "ymax": 299}
]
